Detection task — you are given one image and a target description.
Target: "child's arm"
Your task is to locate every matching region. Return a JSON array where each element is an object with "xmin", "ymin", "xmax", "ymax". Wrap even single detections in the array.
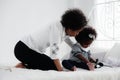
[
  {"xmin": 76, "ymin": 54, "xmax": 90, "ymax": 63},
  {"xmin": 89, "ymin": 57, "xmax": 96, "ymax": 63},
  {"xmin": 76, "ymin": 54, "xmax": 95, "ymax": 70}
]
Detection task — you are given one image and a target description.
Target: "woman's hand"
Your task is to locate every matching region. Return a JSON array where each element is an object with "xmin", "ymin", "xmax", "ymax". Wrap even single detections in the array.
[{"xmin": 53, "ymin": 59, "xmax": 63, "ymax": 71}]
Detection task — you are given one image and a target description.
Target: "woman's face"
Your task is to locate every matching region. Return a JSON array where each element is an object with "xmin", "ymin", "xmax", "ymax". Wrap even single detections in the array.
[{"xmin": 66, "ymin": 28, "xmax": 83, "ymax": 37}]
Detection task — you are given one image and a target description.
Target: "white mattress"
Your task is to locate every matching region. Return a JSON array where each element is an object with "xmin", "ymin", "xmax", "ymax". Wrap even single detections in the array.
[{"xmin": 0, "ymin": 66, "xmax": 120, "ymax": 80}]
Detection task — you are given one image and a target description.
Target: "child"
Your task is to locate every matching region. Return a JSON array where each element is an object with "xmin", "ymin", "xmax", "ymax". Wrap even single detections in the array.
[
  {"xmin": 14, "ymin": 8, "xmax": 87, "ymax": 71},
  {"xmin": 62, "ymin": 26, "xmax": 97, "ymax": 71}
]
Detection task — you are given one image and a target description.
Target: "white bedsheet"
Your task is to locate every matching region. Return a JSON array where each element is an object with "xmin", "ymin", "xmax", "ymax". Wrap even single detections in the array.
[{"xmin": 0, "ymin": 66, "xmax": 120, "ymax": 80}]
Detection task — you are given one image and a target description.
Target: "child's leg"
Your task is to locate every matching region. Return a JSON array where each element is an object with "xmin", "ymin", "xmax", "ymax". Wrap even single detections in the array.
[
  {"xmin": 76, "ymin": 62, "xmax": 89, "ymax": 70},
  {"xmin": 71, "ymin": 66, "xmax": 77, "ymax": 71},
  {"xmin": 62, "ymin": 60, "xmax": 76, "ymax": 71}
]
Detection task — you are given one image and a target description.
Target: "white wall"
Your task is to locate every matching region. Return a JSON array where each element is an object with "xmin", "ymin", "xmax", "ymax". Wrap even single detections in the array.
[
  {"xmin": 72, "ymin": 0, "xmax": 95, "ymax": 18},
  {"xmin": 0, "ymin": 0, "xmax": 72, "ymax": 66},
  {"xmin": 68, "ymin": 0, "xmax": 95, "ymax": 29},
  {"xmin": 0, "ymin": 0, "xmax": 95, "ymax": 66}
]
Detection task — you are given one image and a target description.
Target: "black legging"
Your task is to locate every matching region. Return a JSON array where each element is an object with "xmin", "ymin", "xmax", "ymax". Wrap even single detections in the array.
[
  {"xmin": 14, "ymin": 41, "xmax": 57, "ymax": 70},
  {"xmin": 62, "ymin": 60, "xmax": 89, "ymax": 70}
]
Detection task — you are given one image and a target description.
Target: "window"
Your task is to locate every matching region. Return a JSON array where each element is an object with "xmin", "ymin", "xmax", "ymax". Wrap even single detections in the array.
[{"xmin": 92, "ymin": 0, "xmax": 120, "ymax": 40}]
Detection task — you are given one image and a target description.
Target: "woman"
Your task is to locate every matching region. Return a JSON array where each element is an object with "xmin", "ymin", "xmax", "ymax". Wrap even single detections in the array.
[{"xmin": 14, "ymin": 8, "xmax": 87, "ymax": 71}]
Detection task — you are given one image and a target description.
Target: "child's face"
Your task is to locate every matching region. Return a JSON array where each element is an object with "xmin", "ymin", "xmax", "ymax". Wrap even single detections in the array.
[
  {"xmin": 65, "ymin": 28, "xmax": 83, "ymax": 37},
  {"xmin": 80, "ymin": 40, "xmax": 93, "ymax": 48}
]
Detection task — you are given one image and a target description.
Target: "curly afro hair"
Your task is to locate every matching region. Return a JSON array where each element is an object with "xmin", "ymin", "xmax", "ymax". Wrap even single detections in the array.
[
  {"xmin": 61, "ymin": 8, "xmax": 87, "ymax": 31},
  {"xmin": 75, "ymin": 26, "xmax": 97, "ymax": 44}
]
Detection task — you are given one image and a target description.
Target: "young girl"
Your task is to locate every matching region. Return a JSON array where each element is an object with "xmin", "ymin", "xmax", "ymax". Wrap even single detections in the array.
[
  {"xmin": 62, "ymin": 26, "xmax": 97, "ymax": 71},
  {"xmin": 14, "ymin": 9, "xmax": 87, "ymax": 71}
]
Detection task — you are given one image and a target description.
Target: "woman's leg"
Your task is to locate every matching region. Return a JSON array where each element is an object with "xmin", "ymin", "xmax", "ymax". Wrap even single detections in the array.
[{"xmin": 14, "ymin": 41, "xmax": 57, "ymax": 70}]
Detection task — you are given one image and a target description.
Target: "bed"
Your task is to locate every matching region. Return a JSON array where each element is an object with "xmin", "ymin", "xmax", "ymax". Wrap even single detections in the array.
[
  {"xmin": 0, "ymin": 66, "xmax": 120, "ymax": 80},
  {"xmin": 0, "ymin": 43, "xmax": 120, "ymax": 80}
]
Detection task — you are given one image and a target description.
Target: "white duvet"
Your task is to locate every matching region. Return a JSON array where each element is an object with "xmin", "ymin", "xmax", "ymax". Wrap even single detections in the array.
[{"xmin": 0, "ymin": 66, "xmax": 120, "ymax": 80}]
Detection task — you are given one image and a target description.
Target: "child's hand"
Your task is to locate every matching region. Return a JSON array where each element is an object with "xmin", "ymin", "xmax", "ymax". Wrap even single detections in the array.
[{"xmin": 87, "ymin": 62, "xmax": 95, "ymax": 71}]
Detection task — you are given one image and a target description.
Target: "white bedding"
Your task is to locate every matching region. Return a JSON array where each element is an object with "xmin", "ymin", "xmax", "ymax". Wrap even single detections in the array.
[
  {"xmin": 0, "ymin": 66, "xmax": 120, "ymax": 80},
  {"xmin": 1, "ymin": 43, "xmax": 120, "ymax": 80}
]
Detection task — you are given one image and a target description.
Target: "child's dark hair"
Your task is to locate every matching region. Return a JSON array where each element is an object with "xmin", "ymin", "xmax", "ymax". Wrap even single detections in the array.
[
  {"xmin": 61, "ymin": 8, "xmax": 87, "ymax": 31},
  {"xmin": 75, "ymin": 26, "xmax": 97, "ymax": 44}
]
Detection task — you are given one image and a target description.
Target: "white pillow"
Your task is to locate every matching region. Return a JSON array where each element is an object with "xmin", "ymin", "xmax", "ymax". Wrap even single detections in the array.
[{"xmin": 103, "ymin": 43, "xmax": 120, "ymax": 67}]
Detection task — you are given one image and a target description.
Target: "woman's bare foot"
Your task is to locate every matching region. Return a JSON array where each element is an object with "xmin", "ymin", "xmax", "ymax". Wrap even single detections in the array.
[{"xmin": 15, "ymin": 63, "xmax": 26, "ymax": 68}]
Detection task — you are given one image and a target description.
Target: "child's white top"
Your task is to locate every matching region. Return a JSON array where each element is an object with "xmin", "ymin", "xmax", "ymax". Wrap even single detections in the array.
[{"xmin": 21, "ymin": 21, "xmax": 70, "ymax": 59}]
